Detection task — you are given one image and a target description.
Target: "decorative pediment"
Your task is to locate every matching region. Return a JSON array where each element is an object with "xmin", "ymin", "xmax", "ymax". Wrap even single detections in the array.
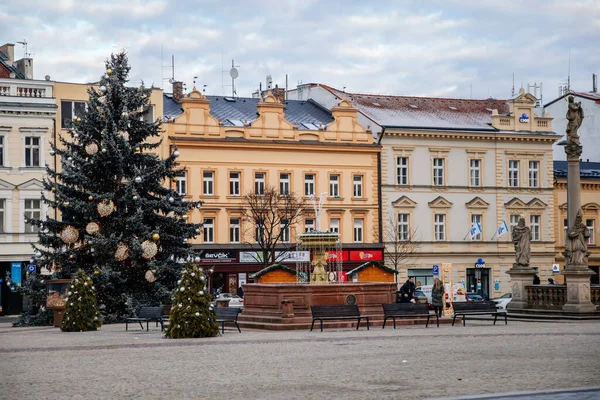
[
  {"xmin": 527, "ymin": 198, "xmax": 547, "ymax": 209},
  {"xmin": 0, "ymin": 178, "xmax": 16, "ymax": 191},
  {"xmin": 582, "ymin": 202, "xmax": 600, "ymax": 211},
  {"xmin": 16, "ymin": 178, "xmax": 44, "ymax": 191},
  {"xmin": 559, "ymin": 202, "xmax": 568, "ymax": 210},
  {"xmin": 392, "ymin": 195, "xmax": 417, "ymax": 208},
  {"xmin": 504, "ymin": 197, "xmax": 528, "ymax": 209},
  {"xmin": 512, "ymin": 91, "xmax": 537, "ymax": 104},
  {"xmin": 428, "ymin": 196, "xmax": 453, "ymax": 208},
  {"xmin": 260, "ymin": 92, "xmax": 280, "ymax": 104},
  {"xmin": 465, "ymin": 196, "xmax": 490, "ymax": 209}
]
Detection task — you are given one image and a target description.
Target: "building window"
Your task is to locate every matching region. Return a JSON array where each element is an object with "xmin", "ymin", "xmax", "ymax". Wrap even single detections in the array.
[
  {"xmin": 141, "ymin": 105, "xmax": 155, "ymax": 123},
  {"xmin": 353, "ymin": 175, "xmax": 363, "ymax": 198},
  {"xmin": 24, "ymin": 199, "xmax": 41, "ymax": 233},
  {"xmin": 0, "ymin": 136, "xmax": 4, "ymax": 166},
  {"xmin": 203, "ymin": 218, "xmax": 214, "ymax": 243},
  {"xmin": 434, "ymin": 214, "xmax": 445, "ymax": 241},
  {"xmin": 433, "ymin": 158, "xmax": 444, "ymax": 186},
  {"xmin": 280, "ymin": 219, "xmax": 290, "ymax": 243},
  {"xmin": 564, "ymin": 218, "xmax": 568, "ymax": 244},
  {"xmin": 175, "ymin": 171, "xmax": 187, "ymax": 195},
  {"xmin": 470, "ymin": 159, "xmax": 481, "ymax": 187},
  {"xmin": 530, "ymin": 215, "xmax": 540, "ymax": 241},
  {"xmin": 586, "ymin": 219, "xmax": 595, "ymax": 245},
  {"xmin": 304, "ymin": 174, "xmax": 315, "ymax": 196},
  {"xmin": 255, "ymin": 218, "xmax": 265, "ymax": 243},
  {"xmin": 279, "ymin": 173, "xmax": 290, "ymax": 195},
  {"xmin": 353, "ymin": 218, "xmax": 363, "ymax": 243},
  {"xmin": 255, "ymin": 173, "xmax": 265, "ymax": 195},
  {"xmin": 528, "ymin": 161, "xmax": 539, "ymax": 188},
  {"xmin": 396, "ymin": 157, "xmax": 408, "ymax": 185},
  {"xmin": 510, "ymin": 215, "xmax": 521, "ymax": 239},
  {"xmin": 0, "ymin": 199, "xmax": 4, "ymax": 233},
  {"xmin": 398, "ymin": 213, "xmax": 409, "ymax": 241},
  {"xmin": 305, "ymin": 218, "xmax": 315, "ymax": 232},
  {"xmin": 329, "ymin": 174, "xmax": 340, "ymax": 197},
  {"xmin": 203, "ymin": 171, "xmax": 214, "ymax": 195},
  {"xmin": 230, "ymin": 218, "xmax": 240, "ymax": 243},
  {"xmin": 25, "ymin": 137, "xmax": 41, "ymax": 167},
  {"xmin": 330, "ymin": 218, "xmax": 340, "ymax": 234},
  {"xmin": 60, "ymin": 100, "xmax": 86, "ymax": 129},
  {"xmin": 508, "ymin": 160, "xmax": 519, "ymax": 187},
  {"xmin": 471, "ymin": 214, "xmax": 482, "ymax": 241},
  {"xmin": 229, "ymin": 172, "xmax": 240, "ymax": 196}
]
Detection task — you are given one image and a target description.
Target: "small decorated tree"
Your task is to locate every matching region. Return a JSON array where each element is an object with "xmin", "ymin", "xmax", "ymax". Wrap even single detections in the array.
[
  {"xmin": 166, "ymin": 264, "xmax": 219, "ymax": 339},
  {"xmin": 60, "ymin": 269, "xmax": 102, "ymax": 332}
]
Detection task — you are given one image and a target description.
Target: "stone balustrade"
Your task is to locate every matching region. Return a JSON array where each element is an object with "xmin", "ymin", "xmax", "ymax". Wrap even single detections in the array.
[
  {"xmin": 0, "ymin": 82, "xmax": 52, "ymax": 97},
  {"xmin": 525, "ymin": 284, "xmax": 600, "ymax": 310}
]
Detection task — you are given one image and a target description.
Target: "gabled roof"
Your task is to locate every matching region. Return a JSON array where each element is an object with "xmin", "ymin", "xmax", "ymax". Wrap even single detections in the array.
[
  {"xmin": 554, "ymin": 160, "xmax": 600, "ymax": 180},
  {"xmin": 317, "ymin": 84, "xmax": 509, "ymax": 131},
  {"xmin": 0, "ymin": 49, "xmax": 25, "ymax": 79},
  {"xmin": 249, "ymin": 264, "xmax": 297, "ymax": 279},
  {"xmin": 544, "ymin": 91, "xmax": 600, "ymax": 108},
  {"xmin": 347, "ymin": 261, "xmax": 398, "ymax": 276}
]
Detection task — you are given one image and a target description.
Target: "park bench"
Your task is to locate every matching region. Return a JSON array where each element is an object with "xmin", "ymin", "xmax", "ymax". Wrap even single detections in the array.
[
  {"xmin": 125, "ymin": 306, "xmax": 165, "ymax": 331},
  {"xmin": 381, "ymin": 303, "xmax": 438, "ymax": 329},
  {"xmin": 452, "ymin": 301, "xmax": 507, "ymax": 326},
  {"xmin": 310, "ymin": 305, "xmax": 369, "ymax": 332},
  {"xmin": 215, "ymin": 307, "xmax": 242, "ymax": 334}
]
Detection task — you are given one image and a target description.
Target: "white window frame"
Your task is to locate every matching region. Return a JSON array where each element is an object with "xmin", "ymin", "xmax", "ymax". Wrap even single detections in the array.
[
  {"xmin": 586, "ymin": 219, "xmax": 595, "ymax": 245},
  {"xmin": 353, "ymin": 218, "xmax": 363, "ymax": 243},
  {"xmin": 279, "ymin": 173, "xmax": 290, "ymax": 196},
  {"xmin": 563, "ymin": 218, "xmax": 568, "ymax": 244},
  {"xmin": 229, "ymin": 172, "xmax": 240, "ymax": 196},
  {"xmin": 434, "ymin": 214, "xmax": 445, "ymax": 241},
  {"xmin": 398, "ymin": 213, "xmax": 409, "ymax": 241},
  {"xmin": 528, "ymin": 160, "xmax": 539, "ymax": 188},
  {"xmin": 60, "ymin": 100, "xmax": 87, "ymax": 129},
  {"xmin": 305, "ymin": 218, "xmax": 315, "ymax": 232},
  {"xmin": 280, "ymin": 219, "xmax": 290, "ymax": 243},
  {"xmin": 304, "ymin": 174, "xmax": 315, "ymax": 196},
  {"xmin": 530, "ymin": 215, "xmax": 540, "ymax": 241},
  {"xmin": 510, "ymin": 214, "xmax": 521, "ymax": 240},
  {"xmin": 329, "ymin": 174, "xmax": 340, "ymax": 197},
  {"xmin": 0, "ymin": 135, "xmax": 5, "ymax": 167},
  {"xmin": 175, "ymin": 171, "xmax": 187, "ymax": 195},
  {"xmin": 24, "ymin": 136, "xmax": 41, "ymax": 167},
  {"xmin": 396, "ymin": 156, "xmax": 408, "ymax": 185},
  {"xmin": 353, "ymin": 175, "xmax": 363, "ymax": 198},
  {"xmin": 203, "ymin": 217, "xmax": 214, "ymax": 243},
  {"xmin": 255, "ymin": 172, "xmax": 265, "ymax": 195},
  {"xmin": 229, "ymin": 218, "xmax": 240, "ymax": 244},
  {"xmin": 470, "ymin": 159, "xmax": 481, "ymax": 187},
  {"xmin": 432, "ymin": 158, "xmax": 444, "ymax": 186},
  {"xmin": 0, "ymin": 199, "xmax": 4, "ymax": 233},
  {"xmin": 330, "ymin": 218, "xmax": 340, "ymax": 234},
  {"xmin": 203, "ymin": 171, "xmax": 214, "ymax": 196},
  {"xmin": 141, "ymin": 104, "xmax": 155, "ymax": 123},
  {"xmin": 471, "ymin": 214, "xmax": 482, "ymax": 241},
  {"xmin": 508, "ymin": 160, "xmax": 519, "ymax": 187},
  {"xmin": 24, "ymin": 199, "xmax": 41, "ymax": 233}
]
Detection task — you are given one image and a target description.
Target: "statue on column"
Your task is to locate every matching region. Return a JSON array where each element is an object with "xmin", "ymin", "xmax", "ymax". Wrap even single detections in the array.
[
  {"xmin": 565, "ymin": 95, "xmax": 584, "ymax": 158},
  {"xmin": 565, "ymin": 209, "xmax": 590, "ymax": 267},
  {"xmin": 512, "ymin": 217, "xmax": 532, "ymax": 268}
]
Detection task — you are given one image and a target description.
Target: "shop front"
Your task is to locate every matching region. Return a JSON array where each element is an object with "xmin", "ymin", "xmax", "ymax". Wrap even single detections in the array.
[{"xmin": 465, "ymin": 258, "xmax": 490, "ymax": 300}]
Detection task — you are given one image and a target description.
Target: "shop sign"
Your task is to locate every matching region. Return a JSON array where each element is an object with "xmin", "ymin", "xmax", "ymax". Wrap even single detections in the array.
[
  {"xmin": 11, "ymin": 262, "xmax": 22, "ymax": 286},
  {"xmin": 239, "ymin": 251, "xmax": 266, "ymax": 263},
  {"xmin": 197, "ymin": 250, "xmax": 237, "ymax": 263},
  {"xmin": 238, "ymin": 251, "xmax": 310, "ymax": 263},
  {"xmin": 349, "ymin": 250, "xmax": 383, "ymax": 262},
  {"xmin": 432, "ymin": 265, "xmax": 439, "ymax": 275},
  {"xmin": 552, "ymin": 264, "xmax": 560, "ymax": 273},
  {"xmin": 474, "ymin": 258, "xmax": 486, "ymax": 268},
  {"xmin": 323, "ymin": 250, "xmax": 348, "ymax": 262},
  {"xmin": 27, "ymin": 264, "xmax": 37, "ymax": 273},
  {"xmin": 519, "ymin": 113, "xmax": 529, "ymax": 123}
]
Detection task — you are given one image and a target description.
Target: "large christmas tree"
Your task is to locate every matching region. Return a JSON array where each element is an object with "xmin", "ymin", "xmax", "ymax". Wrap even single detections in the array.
[{"xmin": 28, "ymin": 53, "xmax": 202, "ymax": 322}]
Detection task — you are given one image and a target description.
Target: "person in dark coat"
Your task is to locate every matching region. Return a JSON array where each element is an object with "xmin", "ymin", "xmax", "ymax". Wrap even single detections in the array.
[
  {"xmin": 237, "ymin": 285, "xmax": 244, "ymax": 299},
  {"xmin": 399, "ymin": 277, "xmax": 415, "ymax": 303},
  {"xmin": 533, "ymin": 274, "xmax": 540, "ymax": 285},
  {"xmin": 431, "ymin": 278, "xmax": 445, "ymax": 317}
]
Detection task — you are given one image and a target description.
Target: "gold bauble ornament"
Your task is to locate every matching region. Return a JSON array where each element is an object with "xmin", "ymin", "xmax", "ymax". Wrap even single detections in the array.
[
  {"xmin": 60, "ymin": 225, "xmax": 79, "ymax": 244},
  {"xmin": 63, "ymin": 201, "xmax": 70, "ymax": 207},
  {"xmin": 145, "ymin": 270, "xmax": 157, "ymax": 283},
  {"xmin": 51, "ymin": 188, "xmax": 56, "ymax": 193},
  {"xmin": 85, "ymin": 222, "xmax": 100, "ymax": 235},
  {"xmin": 141, "ymin": 240, "xmax": 158, "ymax": 259},
  {"xmin": 69, "ymin": 254, "xmax": 74, "ymax": 259},
  {"xmin": 85, "ymin": 142, "xmax": 99, "ymax": 156},
  {"xmin": 94, "ymin": 269, "xmax": 100, "ymax": 275},
  {"xmin": 88, "ymin": 196, "xmax": 94, "ymax": 201},
  {"xmin": 114, "ymin": 243, "xmax": 129, "ymax": 261},
  {"xmin": 152, "ymin": 233, "xmax": 160, "ymax": 241},
  {"xmin": 134, "ymin": 147, "xmax": 141, "ymax": 153},
  {"xmin": 97, "ymin": 200, "xmax": 115, "ymax": 217},
  {"xmin": 106, "ymin": 68, "xmax": 113, "ymax": 76},
  {"xmin": 182, "ymin": 215, "xmax": 188, "ymax": 220}
]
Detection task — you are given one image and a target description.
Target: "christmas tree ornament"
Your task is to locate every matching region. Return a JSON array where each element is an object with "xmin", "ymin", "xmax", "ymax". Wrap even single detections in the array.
[
  {"xmin": 69, "ymin": 254, "xmax": 75, "ymax": 259},
  {"xmin": 99, "ymin": 85, "xmax": 107, "ymax": 93},
  {"xmin": 51, "ymin": 187, "xmax": 56, "ymax": 192},
  {"xmin": 121, "ymin": 111, "xmax": 128, "ymax": 118},
  {"xmin": 88, "ymin": 196, "xmax": 94, "ymax": 201},
  {"xmin": 183, "ymin": 238, "xmax": 188, "ymax": 243},
  {"xmin": 145, "ymin": 270, "xmax": 157, "ymax": 283},
  {"xmin": 134, "ymin": 147, "xmax": 141, "ymax": 153},
  {"xmin": 196, "ymin": 228, "xmax": 201, "ymax": 234},
  {"xmin": 152, "ymin": 233, "xmax": 160, "ymax": 241},
  {"xmin": 60, "ymin": 226, "xmax": 79, "ymax": 244},
  {"xmin": 135, "ymin": 176, "xmax": 142, "ymax": 183},
  {"xmin": 173, "ymin": 150, "xmax": 180, "ymax": 157},
  {"xmin": 98, "ymin": 96, "xmax": 107, "ymax": 105},
  {"xmin": 74, "ymin": 133, "xmax": 79, "ymax": 139},
  {"xmin": 194, "ymin": 256, "xmax": 200, "ymax": 263},
  {"xmin": 182, "ymin": 215, "xmax": 188, "ymax": 220},
  {"xmin": 168, "ymin": 197, "xmax": 174, "ymax": 203},
  {"xmin": 114, "ymin": 243, "xmax": 129, "ymax": 261},
  {"xmin": 141, "ymin": 240, "xmax": 158, "ymax": 259},
  {"xmin": 132, "ymin": 195, "xmax": 138, "ymax": 201},
  {"xmin": 101, "ymin": 148, "xmax": 107, "ymax": 153},
  {"xmin": 171, "ymin": 177, "xmax": 178, "ymax": 182},
  {"xmin": 106, "ymin": 68, "xmax": 113, "ymax": 76},
  {"xmin": 85, "ymin": 142, "xmax": 98, "ymax": 155},
  {"xmin": 50, "ymin": 149, "xmax": 55, "ymax": 156},
  {"xmin": 67, "ymin": 156, "xmax": 73, "ymax": 161},
  {"xmin": 97, "ymin": 200, "xmax": 115, "ymax": 217},
  {"xmin": 63, "ymin": 201, "xmax": 70, "ymax": 207},
  {"xmin": 85, "ymin": 222, "xmax": 100, "ymax": 235}
]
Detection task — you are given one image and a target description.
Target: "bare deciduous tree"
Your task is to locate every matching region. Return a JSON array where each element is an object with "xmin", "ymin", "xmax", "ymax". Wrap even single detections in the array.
[
  {"xmin": 381, "ymin": 213, "xmax": 422, "ymax": 283},
  {"xmin": 242, "ymin": 186, "xmax": 306, "ymax": 268}
]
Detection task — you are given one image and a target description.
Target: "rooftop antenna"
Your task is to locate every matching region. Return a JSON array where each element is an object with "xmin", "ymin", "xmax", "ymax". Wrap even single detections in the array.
[
  {"xmin": 528, "ymin": 82, "xmax": 543, "ymax": 106},
  {"xmin": 568, "ymin": 48, "xmax": 571, "ymax": 92},
  {"xmin": 160, "ymin": 45, "xmax": 174, "ymax": 90},
  {"xmin": 230, "ymin": 59, "xmax": 239, "ymax": 98},
  {"xmin": 511, "ymin": 72, "xmax": 515, "ymax": 97},
  {"xmin": 16, "ymin": 39, "xmax": 30, "ymax": 58}
]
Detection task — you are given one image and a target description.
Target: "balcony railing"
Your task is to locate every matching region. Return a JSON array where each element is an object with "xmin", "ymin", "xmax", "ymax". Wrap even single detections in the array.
[
  {"xmin": 16, "ymin": 86, "xmax": 46, "ymax": 97},
  {"xmin": 525, "ymin": 284, "xmax": 600, "ymax": 310},
  {"xmin": 0, "ymin": 83, "xmax": 51, "ymax": 98}
]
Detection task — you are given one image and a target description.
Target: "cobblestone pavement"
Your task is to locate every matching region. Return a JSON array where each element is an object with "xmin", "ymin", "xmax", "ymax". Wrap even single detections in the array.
[{"xmin": 1, "ymin": 320, "xmax": 599, "ymax": 400}]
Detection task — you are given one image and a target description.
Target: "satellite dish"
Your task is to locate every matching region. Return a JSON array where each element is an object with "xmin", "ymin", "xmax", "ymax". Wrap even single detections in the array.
[
  {"xmin": 229, "ymin": 67, "xmax": 239, "ymax": 79},
  {"xmin": 9, "ymin": 72, "xmax": 16, "ymax": 79},
  {"xmin": 45, "ymin": 75, "xmax": 51, "ymax": 81},
  {"xmin": 168, "ymin": 78, "xmax": 174, "ymax": 84}
]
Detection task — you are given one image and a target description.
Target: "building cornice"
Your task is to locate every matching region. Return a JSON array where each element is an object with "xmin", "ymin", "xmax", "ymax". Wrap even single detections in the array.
[{"xmin": 383, "ymin": 129, "xmax": 560, "ymax": 143}]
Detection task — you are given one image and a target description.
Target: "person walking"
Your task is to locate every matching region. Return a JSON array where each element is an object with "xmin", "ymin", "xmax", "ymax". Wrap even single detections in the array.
[
  {"xmin": 533, "ymin": 274, "xmax": 541, "ymax": 285},
  {"xmin": 431, "ymin": 278, "xmax": 445, "ymax": 317},
  {"xmin": 399, "ymin": 277, "xmax": 415, "ymax": 303}
]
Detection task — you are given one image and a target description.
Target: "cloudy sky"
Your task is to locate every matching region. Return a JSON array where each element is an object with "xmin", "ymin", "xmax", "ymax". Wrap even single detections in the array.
[{"xmin": 2, "ymin": 0, "xmax": 599, "ymax": 101}]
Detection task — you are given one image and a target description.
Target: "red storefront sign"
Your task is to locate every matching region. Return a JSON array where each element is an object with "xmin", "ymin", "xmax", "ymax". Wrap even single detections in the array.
[
  {"xmin": 349, "ymin": 250, "xmax": 383, "ymax": 262},
  {"xmin": 322, "ymin": 250, "xmax": 349, "ymax": 262}
]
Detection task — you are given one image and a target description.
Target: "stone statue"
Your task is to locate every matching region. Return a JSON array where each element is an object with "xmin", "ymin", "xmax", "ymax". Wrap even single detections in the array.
[
  {"xmin": 565, "ymin": 96, "xmax": 584, "ymax": 159},
  {"xmin": 565, "ymin": 209, "xmax": 590, "ymax": 266},
  {"xmin": 512, "ymin": 217, "xmax": 532, "ymax": 268}
]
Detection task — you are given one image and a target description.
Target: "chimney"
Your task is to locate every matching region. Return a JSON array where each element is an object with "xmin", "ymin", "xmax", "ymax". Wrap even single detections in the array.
[
  {"xmin": 0, "ymin": 43, "xmax": 15, "ymax": 64},
  {"xmin": 172, "ymin": 81, "xmax": 183, "ymax": 102},
  {"xmin": 15, "ymin": 57, "xmax": 33, "ymax": 79},
  {"xmin": 271, "ymin": 85, "xmax": 285, "ymax": 103}
]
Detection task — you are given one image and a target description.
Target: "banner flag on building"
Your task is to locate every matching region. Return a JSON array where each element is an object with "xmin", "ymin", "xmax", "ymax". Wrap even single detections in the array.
[
  {"xmin": 469, "ymin": 221, "xmax": 482, "ymax": 239},
  {"xmin": 496, "ymin": 221, "xmax": 509, "ymax": 238}
]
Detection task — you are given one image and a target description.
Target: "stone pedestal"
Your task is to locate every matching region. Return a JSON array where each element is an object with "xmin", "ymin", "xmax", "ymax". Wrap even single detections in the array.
[
  {"xmin": 506, "ymin": 267, "xmax": 536, "ymax": 310},
  {"xmin": 562, "ymin": 268, "xmax": 597, "ymax": 313}
]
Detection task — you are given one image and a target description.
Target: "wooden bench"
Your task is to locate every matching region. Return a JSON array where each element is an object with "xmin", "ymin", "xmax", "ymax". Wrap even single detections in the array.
[
  {"xmin": 310, "ymin": 305, "xmax": 369, "ymax": 332},
  {"xmin": 452, "ymin": 301, "xmax": 507, "ymax": 326},
  {"xmin": 125, "ymin": 306, "xmax": 165, "ymax": 331},
  {"xmin": 382, "ymin": 303, "xmax": 438, "ymax": 329},
  {"xmin": 215, "ymin": 307, "xmax": 242, "ymax": 333}
]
